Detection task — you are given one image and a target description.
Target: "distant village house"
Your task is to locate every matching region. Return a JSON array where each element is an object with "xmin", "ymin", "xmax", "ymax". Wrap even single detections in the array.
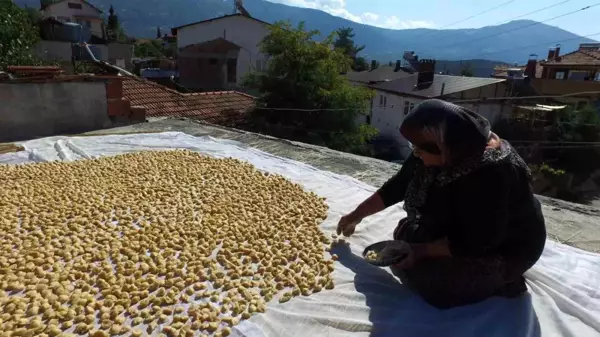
[
  {"xmin": 348, "ymin": 56, "xmax": 509, "ymax": 158},
  {"xmin": 171, "ymin": 14, "xmax": 270, "ymax": 92},
  {"xmin": 41, "ymin": 0, "xmax": 104, "ymax": 38}
]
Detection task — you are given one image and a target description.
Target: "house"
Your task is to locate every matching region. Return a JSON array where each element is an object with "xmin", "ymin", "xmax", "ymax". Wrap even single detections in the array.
[
  {"xmin": 120, "ymin": 75, "xmax": 255, "ymax": 126},
  {"xmin": 493, "ymin": 44, "xmax": 600, "ymax": 110},
  {"xmin": 351, "ymin": 59, "xmax": 508, "ymax": 158},
  {"xmin": 346, "ymin": 64, "xmax": 412, "ymax": 84},
  {"xmin": 0, "ymin": 66, "xmax": 144, "ymax": 142},
  {"xmin": 41, "ymin": 0, "xmax": 104, "ymax": 38},
  {"xmin": 171, "ymin": 14, "xmax": 271, "ymax": 91}
]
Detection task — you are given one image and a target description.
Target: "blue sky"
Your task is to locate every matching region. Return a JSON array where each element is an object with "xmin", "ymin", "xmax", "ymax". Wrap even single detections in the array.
[{"xmin": 264, "ymin": 0, "xmax": 599, "ymax": 36}]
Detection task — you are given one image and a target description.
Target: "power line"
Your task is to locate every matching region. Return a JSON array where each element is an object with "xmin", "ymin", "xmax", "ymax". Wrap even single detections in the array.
[
  {"xmin": 492, "ymin": 0, "xmax": 574, "ymax": 25},
  {"xmin": 466, "ymin": 30, "xmax": 600, "ymax": 59},
  {"xmin": 434, "ymin": 0, "xmax": 519, "ymax": 30},
  {"xmin": 426, "ymin": 2, "xmax": 600, "ymax": 50},
  {"xmin": 412, "ymin": 0, "xmax": 519, "ymax": 39},
  {"xmin": 511, "ymin": 140, "xmax": 600, "ymax": 144},
  {"xmin": 450, "ymin": 90, "xmax": 600, "ymax": 103}
]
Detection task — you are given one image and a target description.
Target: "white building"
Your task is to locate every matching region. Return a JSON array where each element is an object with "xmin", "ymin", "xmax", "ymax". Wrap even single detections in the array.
[
  {"xmin": 348, "ymin": 60, "xmax": 510, "ymax": 158},
  {"xmin": 172, "ymin": 14, "xmax": 271, "ymax": 91},
  {"xmin": 41, "ymin": 0, "xmax": 104, "ymax": 37}
]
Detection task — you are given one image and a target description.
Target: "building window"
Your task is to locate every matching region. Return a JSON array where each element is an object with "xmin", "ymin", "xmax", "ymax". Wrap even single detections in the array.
[
  {"xmin": 568, "ymin": 70, "xmax": 588, "ymax": 81},
  {"xmin": 227, "ymin": 58, "xmax": 237, "ymax": 83},
  {"xmin": 379, "ymin": 95, "xmax": 384, "ymax": 107},
  {"xmin": 555, "ymin": 71, "xmax": 565, "ymax": 80},
  {"xmin": 595, "ymin": 72, "xmax": 600, "ymax": 81},
  {"xmin": 68, "ymin": 2, "xmax": 83, "ymax": 9},
  {"xmin": 209, "ymin": 58, "xmax": 218, "ymax": 65},
  {"xmin": 383, "ymin": 96, "xmax": 387, "ymax": 108}
]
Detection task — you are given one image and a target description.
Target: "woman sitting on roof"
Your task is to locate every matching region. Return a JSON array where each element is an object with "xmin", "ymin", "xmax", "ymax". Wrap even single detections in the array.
[{"xmin": 337, "ymin": 99, "xmax": 546, "ymax": 309}]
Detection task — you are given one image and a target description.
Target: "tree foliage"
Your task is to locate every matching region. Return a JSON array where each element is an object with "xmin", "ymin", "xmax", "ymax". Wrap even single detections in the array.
[
  {"xmin": 370, "ymin": 60, "xmax": 380, "ymax": 70},
  {"xmin": 134, "ymin": 39, "xmax": 175, "ymax": 59},
  {"xmin": 106, "ymin": 5, "xmax": 126, "ymax": 42},
  {"xmin": 334, "ymin": 27, "xmax": 369, "ymax": 72},
  {"xmin": 0, "ymin": 0, "xmax": 41, "ymax": 70},
  {"xmin": 244, "ymin": 21, "xmax": 378, "ymax": 155},
  {"xmin": 460, "ymin": 63, "xmax": 474, "ymax": 77}
]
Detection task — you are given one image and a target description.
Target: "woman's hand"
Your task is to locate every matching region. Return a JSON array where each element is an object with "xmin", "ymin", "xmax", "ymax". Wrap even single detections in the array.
[
  {"xmin": 336, "ymin": 213, "xmax": 362, "ymax": 237},
  {"xmin": 392, "ymin": 248, "xmax": 417, "ymax": 269},
  {"xmin": 393, "ymin": 239, "xmax": 451, "ymax": 270}
]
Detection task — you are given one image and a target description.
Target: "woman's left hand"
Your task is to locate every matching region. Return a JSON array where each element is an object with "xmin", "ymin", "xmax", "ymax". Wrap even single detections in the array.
[
  {"xmin": 393, "ymin": 239, "xmax": 451, "ymax": 270},
  {"xmin": 392, "ymin": 248, "xmax": 416, "ymax": 269}
]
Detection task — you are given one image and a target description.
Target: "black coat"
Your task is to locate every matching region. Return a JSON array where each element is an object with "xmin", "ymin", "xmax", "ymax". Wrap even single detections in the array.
[{"xmin": 378, "ymin": 153, "xmax": 546, "ymax": 266}]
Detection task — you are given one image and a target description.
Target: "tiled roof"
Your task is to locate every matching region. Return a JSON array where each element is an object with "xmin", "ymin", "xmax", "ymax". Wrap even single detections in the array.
[
  {"xmin": 121, "ymin": 76, "xmax": 255, "ymax": 124},
  {"xmin": 370, "ymin": 74, "xmax": 505, "ymax": 98},
  {"xmin": 544, "ymin": 50, "xmax": 600, "ymax": 66},
  {"xmin": 492, "ymin": 63, "xmax": 544, "ymax": 78},
  {"xmin": 44, "ymin": 0, "xmax": 103, "ymax": 13},
  {"xmin": 172, "ymin": 14, "xmax": 271, "ymax": 31},
  {"xmin": 346, "ymin": 66, "xmax": 413, "ymax": 83}
]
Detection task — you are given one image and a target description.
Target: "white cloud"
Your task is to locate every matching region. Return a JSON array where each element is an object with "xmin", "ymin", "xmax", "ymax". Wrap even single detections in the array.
[{"xmin": 264, "ymin": 0, "xmax": 434, "ymax": 29}]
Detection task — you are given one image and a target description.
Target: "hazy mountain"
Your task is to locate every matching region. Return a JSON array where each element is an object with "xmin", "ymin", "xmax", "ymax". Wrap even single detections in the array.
[{"xmin": 17, "ymin": 0, "xmax": 597, "ymax": 63}]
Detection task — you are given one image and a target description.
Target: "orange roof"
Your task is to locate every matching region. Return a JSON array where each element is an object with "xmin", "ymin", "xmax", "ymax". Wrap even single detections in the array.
[
  {"xmin": 121, "ymin": 76, "xmax": 256, "ymax": 123},
  {"xmin": 492, "ymin": 62, "xmax": 544, "ymax": 78},
  {"xmin": 544, "ymin": 50, "xmax": 600, "ymax": 66}
]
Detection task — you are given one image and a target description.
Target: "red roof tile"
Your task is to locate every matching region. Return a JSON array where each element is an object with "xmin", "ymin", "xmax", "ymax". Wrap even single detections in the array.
[
  {"xmin": 492, "ymin": 63, "xmax": 544, "ymax": 78},
  {"xmin": 121, "ymin": 76, "xmax": 255, "ymax": 124},
  {"xmin": 544, "ymin": 50, "xmax": 600, "ymax": 66}
]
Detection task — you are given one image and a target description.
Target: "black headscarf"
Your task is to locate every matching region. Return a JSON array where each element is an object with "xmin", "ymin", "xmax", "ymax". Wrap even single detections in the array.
[
  {"xmin": 400, "ymin": 99, "xmax": 491, "ymax": 163},
  {"xmin": 397, "ymin": 100, "xmax": 531, "ymax": 241}
]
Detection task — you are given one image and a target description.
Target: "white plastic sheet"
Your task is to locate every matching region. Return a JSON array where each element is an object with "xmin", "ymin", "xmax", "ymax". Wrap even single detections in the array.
[{"xmin": 3, "ymin": 132, "xmax": 600, "ymax": 337}]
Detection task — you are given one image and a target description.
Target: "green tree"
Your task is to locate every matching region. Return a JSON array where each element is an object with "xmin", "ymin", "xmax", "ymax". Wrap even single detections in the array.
[
  {"xmin": 40, "ymin": 0, "xmax": 57, "ymax": 9},
  {"xmin": 370, "ymin": 60, "xmax": 380, "ymax": 70},
  {"xmin": 354, "ymin": 56, "xmax": 369, "ymax": 72},
  {"xmin": 24, "ymin": 5, "xmax": 42, "ymax": 25},
  {"xmin": 244, "ymin": 21, "xmax": 378, "ymax": 154},
  {"xmin": 546, "ymin": 105, "xmax": 600, "ymax": 178},
  {"xmin": 106, "ymin": 5, "xmax": 126, "ymax": 42},
  {"xmin": 334, "ymin": 27, "xmax": 368, "ymax": 72},
  {"xmin": 460, "ymin": 63, "xmax": 474, "ymax": 77},
  {"xmin": 0, "ymin": 0, "xmax": 41, "ymax": 70},
  {"xmin": 134, "ymin": 39, "xmax": 175, "ymax": 59}
]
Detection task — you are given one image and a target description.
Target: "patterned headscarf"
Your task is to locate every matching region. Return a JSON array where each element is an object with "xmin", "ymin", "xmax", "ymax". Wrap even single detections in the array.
[{"xmin": 397, "ymin": 99, "xmax": 531, "ymax": 239}]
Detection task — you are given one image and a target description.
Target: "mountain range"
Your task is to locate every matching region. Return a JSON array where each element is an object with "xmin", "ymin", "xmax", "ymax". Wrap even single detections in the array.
[{"xmin": 16, "ymin": 0, "xmax": 597, "ymax": 64}]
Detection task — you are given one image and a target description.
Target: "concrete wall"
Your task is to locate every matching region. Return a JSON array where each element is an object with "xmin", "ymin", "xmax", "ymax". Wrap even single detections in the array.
[
  {"xmin": 177, "ymin": 16, "xmax": 270, "ymax": 85},
  {"xmin": 368, "ymin": 83, "xmax": 508, "ymax": 158},
  {"xmin": 370, "ymin": 91, "xmax": 421, "ymax": 158},
  {"xmin": 0, "ymin": 82, "xmax": 111, "ymax": 142},
  {"xmin": 108, "ymin": 43, "xmax": 134, "ymax": 70},
  {"xmin": 42, "ymin": 0, "xmax": 103, "ymax": 36},
  {"xmin": 34, "ymin": 40, "xmax": 109, "ymax": 62},
  {"xmin": 531, "ymin": 78, "xmax": 600, "ymax": 107}
]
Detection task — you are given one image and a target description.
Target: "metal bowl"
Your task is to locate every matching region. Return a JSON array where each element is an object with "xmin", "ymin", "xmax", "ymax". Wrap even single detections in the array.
[{"xmin": 362, "ymin": 240, "xmax": 411, "ymax": 267}]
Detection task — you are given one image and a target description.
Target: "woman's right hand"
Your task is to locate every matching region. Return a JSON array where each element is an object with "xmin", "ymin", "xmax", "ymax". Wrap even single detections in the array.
[{"xmin": 336, "ymin": 213, "xmax": 362, "ymax": 237}]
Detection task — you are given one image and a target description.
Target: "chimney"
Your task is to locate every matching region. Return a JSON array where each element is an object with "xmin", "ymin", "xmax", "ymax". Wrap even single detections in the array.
[
  {"xmin": 547, "ymin": 48, "xmax": 555, "ymax": 60},
  {"xmin": 417, "ymin": 59, "xmax": 436, "ymax": 88},
  {"xmin": 371, "ymin": 60, "xmax": 378, "ymax": 70},
  {"xmin": 524, "ymin": 54, "xmax": 537, "ymax": 78},
  {"xmin": 555, "ymin": 44, "xmax": 561, "ymax": 57},
  {"xmin": 394, "ymin": 60, "xmax": 401, "ymax": 72}
]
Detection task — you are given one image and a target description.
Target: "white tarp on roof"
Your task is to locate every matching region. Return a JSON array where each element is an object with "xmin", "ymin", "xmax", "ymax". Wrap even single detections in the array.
[
  {"xmin": 1, "ymin": 132, "xmax": 599, "ymax": 337},
  {"xmin": 517, "ymin": 105, "xmax": 568, "ymax": 112}
]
